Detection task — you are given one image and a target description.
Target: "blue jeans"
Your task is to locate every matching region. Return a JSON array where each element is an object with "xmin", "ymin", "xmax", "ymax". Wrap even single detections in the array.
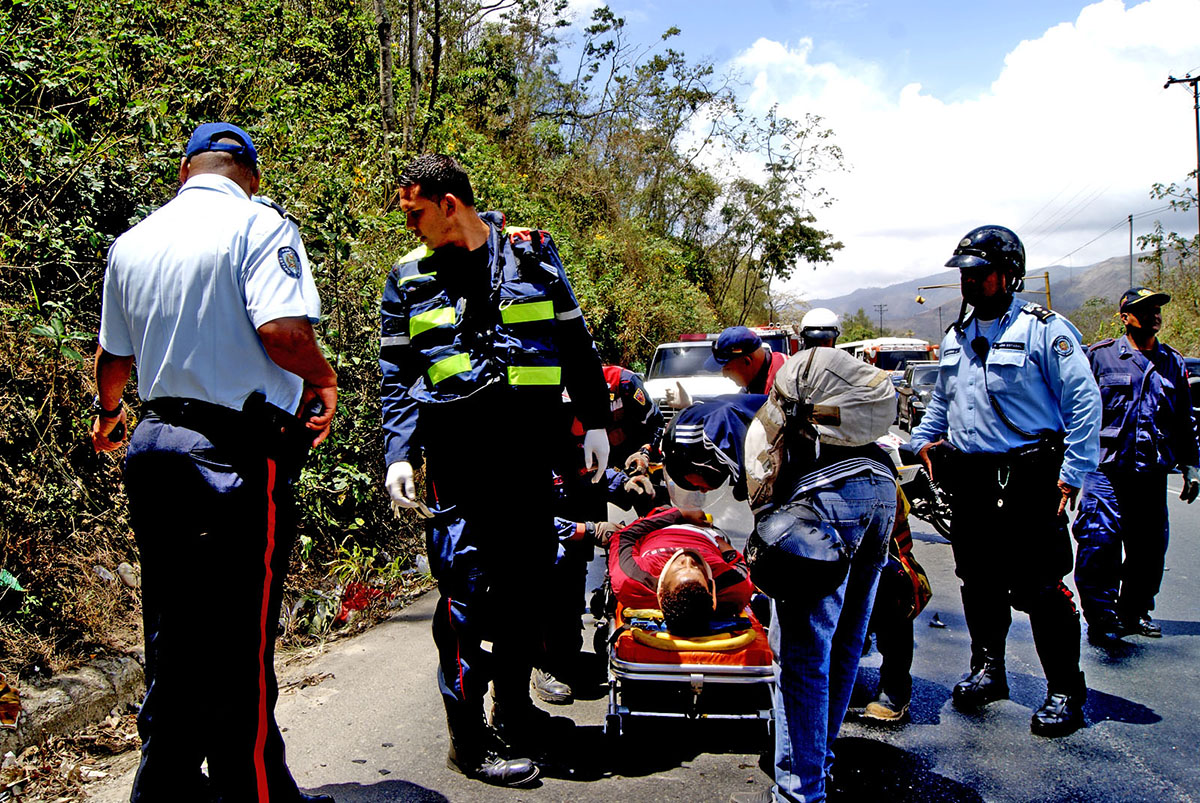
[{"xmin": 768, "ymin": 474, "xmax": 896, "ymax": 803}]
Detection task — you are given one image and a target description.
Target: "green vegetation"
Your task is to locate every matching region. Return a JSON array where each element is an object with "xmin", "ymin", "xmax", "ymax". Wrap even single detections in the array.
[{"xmin": 0, "ymin": 0, "xmax": 843, "ymax": 672}]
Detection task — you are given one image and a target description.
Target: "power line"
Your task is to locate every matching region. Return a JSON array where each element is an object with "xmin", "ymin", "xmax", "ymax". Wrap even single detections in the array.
[
  {"xmin": 1027, "ymin": 185, "xmax": 1111, "ymax": 249},
  {"xmin": 1018, "ymin": 183, "xmax": 1073, "ymax": 232},
  {"xmin": 1025, "ymin": 184, "xmax": 1100, "ymax": 240},
  {"xmin": 1044, "ymin": 204, "xmax": 1174, "ymax": 266}
]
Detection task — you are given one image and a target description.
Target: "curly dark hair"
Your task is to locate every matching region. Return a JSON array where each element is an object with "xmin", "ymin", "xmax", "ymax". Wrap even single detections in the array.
[
  {"xmin": 659, "ymin": 579, "xmax": 714, "ymax": 636},
  {"xmin": 398, "ymin": 153, "xmax": 475, "ymax": 206}
]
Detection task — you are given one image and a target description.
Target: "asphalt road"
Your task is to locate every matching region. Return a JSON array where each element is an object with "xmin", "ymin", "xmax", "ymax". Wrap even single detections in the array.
[{"xmin": 87, "ymin": 478, "xmax": 1200, "ymax": 803}]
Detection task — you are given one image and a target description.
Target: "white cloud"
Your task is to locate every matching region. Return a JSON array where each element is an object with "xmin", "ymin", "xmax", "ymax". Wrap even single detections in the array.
[{"xmin": 731, "ymin": 0, "xmax": 1200, "ymax": 301}]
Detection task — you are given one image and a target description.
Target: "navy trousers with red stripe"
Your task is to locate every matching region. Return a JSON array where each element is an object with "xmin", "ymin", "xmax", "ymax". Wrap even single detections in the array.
[
  {"xmin": 124, "ymin": 415, "xmax": 301, "ymax": 802},
  {"xmin": 419, "ymin": 389, "xmax": 560, "ymax": 724}
]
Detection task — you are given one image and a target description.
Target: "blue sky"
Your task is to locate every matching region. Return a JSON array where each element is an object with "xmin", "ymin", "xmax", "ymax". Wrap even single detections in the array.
[
  {"xmin": 608, "ymin": 0, "xmax": 1102, "ymax": 100},
  {"xmin": 564, "ymin": 0, "xmax": 1200, "ymax": 300}
]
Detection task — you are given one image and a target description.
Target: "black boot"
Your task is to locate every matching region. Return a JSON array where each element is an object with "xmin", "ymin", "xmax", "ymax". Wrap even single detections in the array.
[
  {"xmin": 490, "ymin": 697, "xmax": 569, "ymax": 758},
  {"xmin": 445, "ymin": 708, "xmax": 539, "ymax": 787},
  {"xmin": 1031, "ymin": 671, "xmax": 1086, "ymax": 737},
  {"xmin": 952, "ymin": 650, "xmax": 1008, "ymax": 709}
]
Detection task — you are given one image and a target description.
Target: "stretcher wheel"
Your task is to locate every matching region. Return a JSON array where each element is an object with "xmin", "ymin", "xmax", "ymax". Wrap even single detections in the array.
[
  {"xmin": 592, "ymin": 623, "xmax": 608, "ymax": 657},
  {"xmin": 604, "ymin": 712, "xmax": 623, "ymax": 743}
]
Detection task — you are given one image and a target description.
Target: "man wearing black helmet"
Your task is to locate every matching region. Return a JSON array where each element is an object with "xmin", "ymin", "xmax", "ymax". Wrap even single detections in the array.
[{"xmin": 910, "ymin": 225, "xmax": 1101, "ymax": 737}]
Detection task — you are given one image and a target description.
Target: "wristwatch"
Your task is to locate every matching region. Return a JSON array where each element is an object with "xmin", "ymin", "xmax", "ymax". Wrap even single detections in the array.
[{"xmin": 92, "ymin": 394, "xmax": 123, "ymax": 419}]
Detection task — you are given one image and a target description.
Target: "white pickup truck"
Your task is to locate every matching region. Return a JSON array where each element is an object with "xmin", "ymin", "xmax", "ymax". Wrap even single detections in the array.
[{"xmin": 643, "ymin": 328, "xmax": 799, "ymax": 421}]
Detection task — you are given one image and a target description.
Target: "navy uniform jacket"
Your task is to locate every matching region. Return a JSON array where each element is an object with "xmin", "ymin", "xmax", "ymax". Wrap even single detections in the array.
[
  {"xmin": 379, "ymin": 211, "xmax": 608, "ymax": 467},
  {"xmin": 1086, "ymin": 335, "xmax": 1200, "ymax": 474},
  {"xmin": 910, "ymin": 297, "xmax": 1101, "ymax": 488}
]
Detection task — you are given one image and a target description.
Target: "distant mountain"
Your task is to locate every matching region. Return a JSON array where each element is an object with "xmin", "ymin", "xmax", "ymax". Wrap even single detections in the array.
[{"xmin": 806, "ymin": 254, "xmax": 1155, "ymax": 342}]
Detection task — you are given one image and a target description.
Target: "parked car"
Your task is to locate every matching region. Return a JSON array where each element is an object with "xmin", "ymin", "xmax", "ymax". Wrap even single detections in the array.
[
  {"xmin": 1186, "ymin": 357, "xmax": 1200, "ymax": 417},
  {"xmin": 897, "ymin": 361, "xmax": 939, "ymax": 432}
]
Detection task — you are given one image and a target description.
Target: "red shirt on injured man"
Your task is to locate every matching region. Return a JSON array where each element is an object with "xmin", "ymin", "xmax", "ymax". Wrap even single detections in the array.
[{"xmin": 609, "ymin": 506, "xmax": 754, "ymax": 613}]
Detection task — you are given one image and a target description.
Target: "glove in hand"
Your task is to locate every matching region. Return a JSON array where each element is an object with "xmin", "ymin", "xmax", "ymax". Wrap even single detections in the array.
[
  {"xmin": 1183, "ymin": 465, "xmax": 1200, "ymax": 504},
  {"xmin": 582, "ymin": 428, "xmax": 610, "ymax": 484},
  {"xmin": 624, "ymin": 450, "xmax": 650, "ymax": 475},
  {"xmin": 591, "ymin": 521, "xmax": 618, "ymax": 548},
  {"xmin": 623, "ymin": 474, "xmax": 654, "ymax": 496},
  {"xmin": 386, "ymin": 461, "xmax": 420, "ymax": 514}
]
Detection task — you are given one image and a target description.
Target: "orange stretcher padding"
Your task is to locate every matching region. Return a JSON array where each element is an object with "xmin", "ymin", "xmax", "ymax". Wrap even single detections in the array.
[{"xmin": 613, "ymin": 604, "xmax": 773, "ymax": 667}]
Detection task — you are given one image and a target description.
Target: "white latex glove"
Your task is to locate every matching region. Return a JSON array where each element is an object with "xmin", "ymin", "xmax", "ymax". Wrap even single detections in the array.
[
  {"xmin": 663, "ymin": 380, "xmax": 693, "ymax": 410},
  {"xmin": 386, "ymin": 461, "xmax": 420, "ymax": 514},
  {"xmin": 582, "ymin": 428, "xmax": 610, "ymax": 484}
]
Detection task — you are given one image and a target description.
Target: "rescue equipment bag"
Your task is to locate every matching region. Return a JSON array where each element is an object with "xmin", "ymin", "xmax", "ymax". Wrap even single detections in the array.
[{"xmin": 744, "ymin": 347, "xmax": 896, "ymax": 508}]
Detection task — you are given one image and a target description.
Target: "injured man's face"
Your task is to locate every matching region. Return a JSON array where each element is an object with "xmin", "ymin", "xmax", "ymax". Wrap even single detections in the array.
[{"xmin": 657, "ymin": 548, "xmax": 717, "ymax": 635}]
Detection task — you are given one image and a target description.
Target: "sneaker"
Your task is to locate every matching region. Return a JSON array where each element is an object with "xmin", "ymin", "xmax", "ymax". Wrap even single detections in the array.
[
  {"xmin": 531, "ymin": 668, "xmax": 573, "ymax": 704},
  {"xmin": 1121, "ymin": 614, "xmax": 1162, "ymax": 638},
  {"xmin": 729, "ymin": 789, "xmax": 774, "ymax": 803},
  {"xmin": 861, "ymin": 692, "xmax": 910, "ymax": 723}
]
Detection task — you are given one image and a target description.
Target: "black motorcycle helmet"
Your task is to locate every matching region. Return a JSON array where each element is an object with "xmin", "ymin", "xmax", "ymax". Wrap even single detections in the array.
[
  {"xmin": 662, "ymin": 415, "xmax": 731, "ymax": 492},
  {"xmin": 945, "ymin": 225, "xmax": 1026, "ymax": 293}
]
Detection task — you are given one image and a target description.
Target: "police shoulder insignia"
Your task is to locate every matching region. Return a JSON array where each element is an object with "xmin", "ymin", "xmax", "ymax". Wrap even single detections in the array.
[
  {"xmin": 633, "ymin": 388, "xmax": 646, "ymax": 406},
  {"xmin": 277, "ymin": 246, "xmax": 302, "ymax": 278},
  {"xmin": 1053, "ymin": 335, "xmax": 1075, "ymax": 357}
]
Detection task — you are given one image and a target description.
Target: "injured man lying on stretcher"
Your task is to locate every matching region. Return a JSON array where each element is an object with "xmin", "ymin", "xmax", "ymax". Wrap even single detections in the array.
[{"xmin": 607, "ymin": 504, "xmax": 754, "ymax": 636}]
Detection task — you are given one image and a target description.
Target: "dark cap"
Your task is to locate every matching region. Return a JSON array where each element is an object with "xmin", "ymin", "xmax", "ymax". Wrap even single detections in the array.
[
  {"xmin": 710, "ymin": 326, "xmax": 762, "ymax": 365},
  {"xmin": 185, "ymin": 122, "xmax": 258, "ymax": 164},
  {"xmin": 1120, "ymin": 286, "xmax": 1170, "ymax": 312}
]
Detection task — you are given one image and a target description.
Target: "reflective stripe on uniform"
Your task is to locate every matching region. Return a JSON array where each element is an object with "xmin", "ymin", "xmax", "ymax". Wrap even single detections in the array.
[
  {"xmin": 500, "ymin": 300, "xmax": 554, "ymax": 324},
  {"xmin": 429, "ymin": 353, "xmax": 471, "ymax": 385},
  {"xmin": 398, "ymin": 244, "xmax": 433, "ymax": 264},
  {"xmin": 555, "ymin": 307, "xmax": 583, "ymax": 321},
  {"xmin": 398, "ymin": 271, "xmax": 436, "ymax": 286},
  {"xmin": 381, "ymin": 335, "xmax": 410, "ymax": 347},
  {"xmin": 507, "ymin": 365, "xmax": 561, "ymax": 386},
  {"xmin": 411, "ymin": 306, "xmax": 456, "ymax": 337}
]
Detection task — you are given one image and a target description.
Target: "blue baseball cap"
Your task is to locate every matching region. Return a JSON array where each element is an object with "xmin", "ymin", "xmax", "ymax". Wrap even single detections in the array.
[
  {"xmin": 1119, "ymin": 286, "xmax": 1170, "ymax": 312},
  {"xmin": 710, "ymin": 326, "xmax": 762, "ymax": 365},
  {"xmin": 185, "ymin": 122, "xmax": 258, "ymax": 164}
]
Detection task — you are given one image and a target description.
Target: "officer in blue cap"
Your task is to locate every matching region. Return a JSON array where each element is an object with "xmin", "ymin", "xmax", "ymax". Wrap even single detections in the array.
[
  {"xmin": 92, "ymin": 122, "xmax": 336, "ymax": 801},
  {"xmin": 711, "ymin": 325, "xmax": 786, "ymax": 394},
  {"xmin": 379, "ymin": 154, "xmax": 610, "ymax": 786},
  {"xmin": 1072, "ymin": 287, "xmax": 1200, "ymax": 645},
  {"xmin": 910, "ymin": 225, "xmax": 1101, "ymax": 738}
]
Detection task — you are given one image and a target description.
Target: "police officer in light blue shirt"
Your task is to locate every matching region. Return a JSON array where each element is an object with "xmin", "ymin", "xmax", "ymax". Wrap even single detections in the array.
[
  {"xmin": 910, "ymin": 225, "xmax": 1100, "ymax": 739},
  {"xmin": 92, "ymin": 122, "xmax": 336, "ymax": 803}
]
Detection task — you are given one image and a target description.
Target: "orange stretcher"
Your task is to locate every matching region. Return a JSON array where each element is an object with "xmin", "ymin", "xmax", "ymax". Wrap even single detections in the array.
[{"xmin": 599, "ymin": 599, "xmax": 775, "ymax": 739}]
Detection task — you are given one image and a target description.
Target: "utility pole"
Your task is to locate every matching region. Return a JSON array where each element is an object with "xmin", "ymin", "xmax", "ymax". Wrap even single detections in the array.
[
  {"xmin": 1165, "ymin": 73, "xmax": 1200, "ymax": 269},
  {"xmin": 1128, "ymin": 213, "xmax": 1134, "ymax": 287},
  {"xmin": 873, "ymin": 303, "xmax": 888, "ymax": 336}
]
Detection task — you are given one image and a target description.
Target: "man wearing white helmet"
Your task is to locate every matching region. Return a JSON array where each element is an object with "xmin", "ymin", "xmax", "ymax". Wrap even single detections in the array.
[{"xmin": 800, "ymin": 307, "xmax": 841, "ymax": 349}]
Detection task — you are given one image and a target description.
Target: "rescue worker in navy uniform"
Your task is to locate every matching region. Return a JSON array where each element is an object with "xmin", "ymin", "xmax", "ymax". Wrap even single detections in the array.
[
  {"xmin": 536, "ymin": 365, "xmax": 664, "ymax": 704},
  {"xmin": 91, "ymin": 123, "xmax": 337, "ymax": 802},
  {"xmin": 910, "ymin": 225, "xmax": 1101, "ymax": 737},
  {"xmin": 1072, "ymin": 287, "xmax": 1200, "ymax": 645},
  {"xmin": 379, "ymin": 154, "xmax": 610, "ymax": 786},
  {"xmin": 710, "ymin": 325, "xmax": 787, "ymax": 395}
]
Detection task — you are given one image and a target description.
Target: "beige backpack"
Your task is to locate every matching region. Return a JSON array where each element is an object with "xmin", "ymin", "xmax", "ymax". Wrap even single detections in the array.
[{"xmin": 745, "ymin": 347, "xmax": 897, "ymax": 507}]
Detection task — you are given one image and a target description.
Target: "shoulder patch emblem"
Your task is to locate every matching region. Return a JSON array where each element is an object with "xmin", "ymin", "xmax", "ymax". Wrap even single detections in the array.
[
  {"xmin": 277, "ymin": 246, "xmax": 302, "ymax": 278},
  {"xmin": 1053, "ymin": 335, "xmax": 1075, "ymax": 358},
  {"xmin": 633, "ymin": 387, "xmax": 646, "ymax": 406}
]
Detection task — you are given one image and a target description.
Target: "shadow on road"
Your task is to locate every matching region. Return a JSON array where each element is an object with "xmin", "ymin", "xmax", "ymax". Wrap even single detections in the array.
[
  {"xmin": 306, "ymin": 780, "xmax": 449, "ymax": 802},
  {"xmin": 832, "ymin": 736, "xmax": 986, "ymax": 802},
  {"xmin": 1156, "ymin": 618, "xmax": 1200, "ymax": 637},
  {"xmin": 534, "ymin": 717, "xmax": 773, "ymax": 781}
]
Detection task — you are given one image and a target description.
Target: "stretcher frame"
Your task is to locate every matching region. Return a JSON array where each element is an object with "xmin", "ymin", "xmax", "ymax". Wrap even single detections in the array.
[{"xmin": 597, "ymin": 592, "xmax": 776, "ymax": 739}]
